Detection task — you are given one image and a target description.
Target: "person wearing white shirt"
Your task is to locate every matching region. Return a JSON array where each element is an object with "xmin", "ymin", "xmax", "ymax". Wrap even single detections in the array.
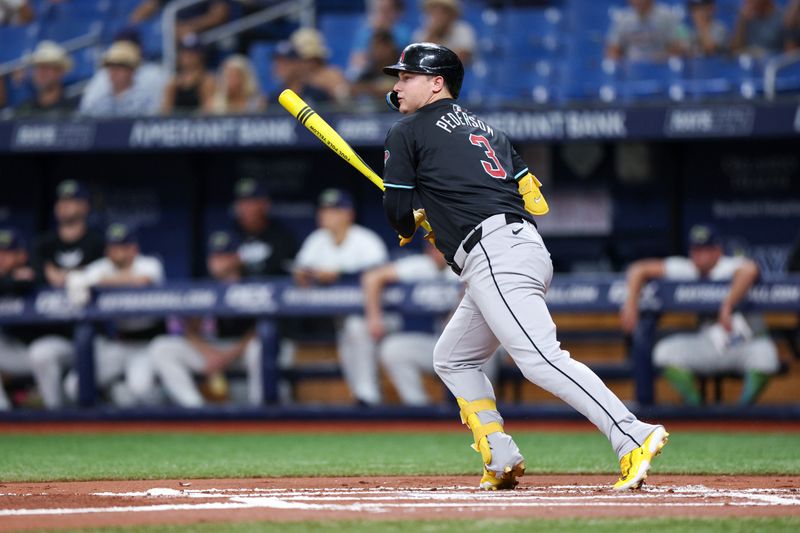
[
  {"xmin": 621, "ymin": 224, "xmax": 779, "ymax": 406},
  {"xmin": 36, "ymin": 224, "xmax": 166, "ymax": 407},
  {"xmin": 361, "ymin": 243, "xmax": 500, "ymax": 405},
  {"xmin": 79, "ymin": 41, "xmax": 163, "ymax": 117},
  {"xmin": 293, "ymin": 188, "xmax": 389, "ymax": 405}
]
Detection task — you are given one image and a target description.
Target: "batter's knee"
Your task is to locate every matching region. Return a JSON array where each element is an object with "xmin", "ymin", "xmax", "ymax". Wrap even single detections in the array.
[{"xmin": 432, "ymin": 339, "xmax": 453, "ymax": 378}]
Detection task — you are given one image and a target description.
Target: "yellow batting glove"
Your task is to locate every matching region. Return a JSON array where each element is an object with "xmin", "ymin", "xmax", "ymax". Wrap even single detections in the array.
[
  {"xmin": 518, "ymin": 173, "xmax": 549, "ymax": 215},
  {"xmin": 398, "ymin": 209, "xmax": 427, "ymax": 246}
]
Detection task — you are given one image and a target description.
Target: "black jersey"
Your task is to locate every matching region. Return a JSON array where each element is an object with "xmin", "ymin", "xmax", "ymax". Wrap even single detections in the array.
[
  {"xmin": 383, "ymin": 98, "xmax": 533, "ymax": 261},
  {"xmin": 32, "ymin": 229, "xmax": 105, "ymax": 284}
]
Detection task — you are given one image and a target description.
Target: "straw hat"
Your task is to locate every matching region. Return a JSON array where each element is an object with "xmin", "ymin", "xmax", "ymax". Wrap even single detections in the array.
[
  {"xmin": 423, "ymin": 0, "xmax": 461, "ymax": 14},
  {"xmin": 102, "ymin": 41, "xmax": 141, "ymax": 68},
  {"xmin": 29, "ymin": 40, "xmax": 73, "ymax": 71},
  {"xmin": 290, "ymin": 27, "xmax": 330, "ymax": 60}
]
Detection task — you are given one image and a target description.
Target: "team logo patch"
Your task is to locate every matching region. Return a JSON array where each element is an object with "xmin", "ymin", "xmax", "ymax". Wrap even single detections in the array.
[{"xmin": 384, "ymin": 150, "xmax": 390, "ymax": 165}]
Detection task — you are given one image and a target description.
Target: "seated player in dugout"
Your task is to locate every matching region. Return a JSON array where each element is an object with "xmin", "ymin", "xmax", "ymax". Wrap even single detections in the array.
[
  {"xmin": 0, "ymin": 229, "xmax": 36, "ymax": 410},
  {"xmin": 380, "ymin": 42, "xmax": 667, "ymax": 491},
  {"xmin": 55, "ymin": 223, "xmax": 166, "ymax": 407},
  {"xmin": 149, "ymin": 231, "xmax": 262, "ymax": 407},
  {"xmin": 293, "ymin": 188, "xmax": 389, "ymax": 406},
  {"xmin": 621, "ymin": 224, "xmax": 780, "ymax": 406}
]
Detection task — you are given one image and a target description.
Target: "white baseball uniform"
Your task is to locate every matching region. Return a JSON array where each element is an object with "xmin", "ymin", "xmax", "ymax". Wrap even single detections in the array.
[
  {"xmin": 293, "ymin": 224, "xmax": 389, "ymax": 405},
  {"xmin": 652, "ymin": 255, "xmax": 780, "ymax": 375},
  {"xmin": 30, "ymin": 255, "xmax": 165, "ymax": 408},
  {"xmin": 0, "ymin": 332, "xmax": 31, "ymax": 410}
]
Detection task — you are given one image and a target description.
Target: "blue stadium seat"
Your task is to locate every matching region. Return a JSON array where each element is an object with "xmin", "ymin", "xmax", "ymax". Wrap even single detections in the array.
[
  {"xmin": 498, "ymin": 7, "xmax": 564, "ymax": 54},
  {"xmin": 0, "ymin": 25, "xmax": 39, "ymax": 63},
  {"xmin": 138, "ymin": 18, "xmax": 164, "ymax": 60},
  {"xmin": 774, "ymin": 58, "xmax": 800, "ymax": 94},
  {"xmin": 619, "ymin": 59, "xmax": 684, "ymax": 103},
  {"xmin": 40, "ymin": 16, "xmax": 104, "ymax": 43},
  {"xmin": 64, "ymin": 46, "xmax": 101, "ymax": 85},
  {"xmin": 249, "ymin": 42, "xmax": 279, "ymax": 98},
  {"xmin": 319, "ymin": 13, "xmax": 364, "ymax": 69},
  {"xmin": 684, "ymin": 57, "xmax": 740, "ymax": 99}
]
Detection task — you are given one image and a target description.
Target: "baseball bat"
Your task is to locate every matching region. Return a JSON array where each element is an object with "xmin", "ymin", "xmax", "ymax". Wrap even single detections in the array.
[{"xmin": 278, "ymin": 89, "xmax": 433, "ymax": 235}]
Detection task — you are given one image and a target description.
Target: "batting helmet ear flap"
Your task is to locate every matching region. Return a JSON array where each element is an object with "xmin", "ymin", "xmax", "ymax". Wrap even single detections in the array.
[{"xmin": 386, "ymin": 91, "xmax": 401, "ymax": 111}]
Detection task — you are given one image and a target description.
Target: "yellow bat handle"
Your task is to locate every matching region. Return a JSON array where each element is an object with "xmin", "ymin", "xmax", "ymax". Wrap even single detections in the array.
[{"xmin": 278, "ymin": 89, "xmax": 433, "ymax": 235}]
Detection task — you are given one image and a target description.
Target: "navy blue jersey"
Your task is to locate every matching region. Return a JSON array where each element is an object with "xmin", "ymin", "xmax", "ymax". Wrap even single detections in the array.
[{"xmin": 383, "ymin": 98, "xmax": 533, "ymax": 261}]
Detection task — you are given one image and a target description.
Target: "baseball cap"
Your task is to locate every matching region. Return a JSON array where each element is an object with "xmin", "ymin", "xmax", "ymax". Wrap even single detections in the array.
[
  {"xmin": 56, "ymin": 179, "xmax": 89, "ymax": 200},
  {"xmin": 0, "ymin": 228, "xmax": 24, "ymax": 251},
  {"xmin": 234, "ymin": 178, "xmax": 269, "ymax": 200},
  {"xmin": 105, "ymin": 223, "xmax": 137, "ymax": 245},
  {"xmin": 688, "ymin": 224, "xmax": 721, "ymax": 247},
  {"xmin": 318, "ymin": 188, "xmax": 354, "ymax": 209},
  {"xmin": 207, "ymin": 230, "xmax": 240, "ymax": 254}
]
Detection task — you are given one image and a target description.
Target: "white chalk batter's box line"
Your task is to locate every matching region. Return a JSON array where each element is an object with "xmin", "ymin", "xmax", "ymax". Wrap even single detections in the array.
[{"xmin": 1, "ymin": 485, "xmax": 799, "ymax": 516}]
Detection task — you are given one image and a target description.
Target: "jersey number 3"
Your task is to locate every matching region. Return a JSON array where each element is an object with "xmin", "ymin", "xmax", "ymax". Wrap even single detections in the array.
[{"xmin": 469, "ymin": 134, "xmax": 507, "ymax": 179}]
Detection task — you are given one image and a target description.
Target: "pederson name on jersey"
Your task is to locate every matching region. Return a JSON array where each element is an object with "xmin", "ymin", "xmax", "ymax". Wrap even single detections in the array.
[{"xmin": 435, "ymin": 104, "xmax": 494, "ymax": 137}]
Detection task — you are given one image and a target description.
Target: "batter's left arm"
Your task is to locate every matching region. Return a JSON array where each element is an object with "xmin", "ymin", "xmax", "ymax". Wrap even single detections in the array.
[
  {"xmin": 383, "ymin": 188, "xmax": 416, "ymax": 238},
  {"xmin": 719, "ymin": 259, "xmax": 760, "ymax": 331}
]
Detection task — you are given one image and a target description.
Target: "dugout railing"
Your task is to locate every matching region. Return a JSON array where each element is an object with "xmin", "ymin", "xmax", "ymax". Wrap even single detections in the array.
[{"xmin": 1, "ymin": 276, "xmax": 798, "ymax": 419}]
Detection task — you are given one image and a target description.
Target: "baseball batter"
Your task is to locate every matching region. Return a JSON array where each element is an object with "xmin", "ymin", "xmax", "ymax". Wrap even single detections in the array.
[{"xmin": 380, "ymin": 43, "xmax": 668, "ymax": 490}]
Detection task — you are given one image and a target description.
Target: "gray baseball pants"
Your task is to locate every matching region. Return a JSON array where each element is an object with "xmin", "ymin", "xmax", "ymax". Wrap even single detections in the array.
[{"xmin": 434, "ymin": 214, "xmax": 656, "ymax": 459}]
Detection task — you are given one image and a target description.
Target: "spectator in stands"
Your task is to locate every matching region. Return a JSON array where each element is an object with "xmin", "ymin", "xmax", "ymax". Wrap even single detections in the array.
[
  {"xmin": 350, "ymin": 30, "xmax": 400, "ymax": 103},
  {"xmin": 606, "ymin": 0, "xmax": 688, "ymax": 62},
  {"xmin": 621, "ymin": 224, "xmax": 779, "ymax": 406},
  {"xmin": 732, "ymin": 0, "xmax": 786, "ymax": 57},
  {"xmin": 357, "ymin": 242, "xmax": 500, "ymax": 405},
  {"xmin": 231, "ymin": 178, "xmax": 297, "ymax": 278},
  {"xmin": 0, "ymin": 0, "xmax": 33, "ymax": 25},
  {"xmin": 207, "ymin": 54, "xmax": 265, "ymax": 114},
  {"xmin": 79, "ymin": 41, "xmax": 161, "ymax": 117},
  {"xmin": 80, "ymin": 28, "xmax": 167, "ymax": 117},
  {"xmin": 788, "ymin": 230, "xmax": 800, "ymax": 273},
  {"xmin": 348, "ymin": 0, "xmax": 412, "ymax": 79},
  {"xmin": 161, "ymin": 37, "xmax": 215, "ymax": 114},
  {"xmin": 0, "ymin": 229, "xmax": 35, "ymax": 410},
  {"xmin": 412, "ymin": 0, "xmax": 476, "ymax": 64},
  {"xmin": 28, "ymin": 180, "xmax": 105, "ymax": 409},
  {"xmin": 288, "ymin": 27, "xmax": 350, "ymax": 105},
  {"xmin": 293, "ymin": 188, "xmax": 388, "ymax": 405},
  {"xmin": 149, "ymin": 231, "xmax": 261, "ymax": 407},
  {"xmin": 129, "ymin": 0, "xmax": 230, "ymax": 44},
  {"xmin": 686, "ymin": 0, "xmax": 729, "ymax": 56},
  {"xmin": 15, "ymin": 41, "xmax": 78, "ymax": 117},
  {"xmin": 783, "ymin": 0, "xmax": 800, "ymax": 50},
  {"xmin": 33, "ymin": 223, "xmax": 165, "ymax": 407}
]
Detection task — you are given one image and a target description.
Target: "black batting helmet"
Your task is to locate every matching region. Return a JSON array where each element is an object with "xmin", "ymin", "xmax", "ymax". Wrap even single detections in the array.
[{"xmin": 383, "ymin": 42, "xmax": 464, "ymax": 98}]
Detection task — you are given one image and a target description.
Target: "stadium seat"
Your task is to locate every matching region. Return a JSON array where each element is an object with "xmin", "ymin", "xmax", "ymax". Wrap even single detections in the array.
[
  {"xmin": 684, "ymin": 57, "xmax": 740, "ymax": 100},
  {"xmin": 319, "ymin": 13, "xmax": 363, "ymax": 69},
  {"xmin": 0, "ymin": 25, "xmax": 39, "ymax": 64},
  {"xmin": 40, "ymin": 16, "xmax": 104, "ymax": 43},
  {"xmin": 774, "ymin": 58, "xmax": 800, "ymax": 94},
  {"xmin": 497, "ymin": 7, "xmax": 564, "ymax": 54},
  {"xmin": 249, "ymin": 42, "xmax": 279, "ymax": 98},
  {"xmin": 64, "ymin": 46, "xmax": 101, "ymax": 85},
  {"xmin": 137, "ymin": 18, "xmax": 164, "ymax": 60},
  {"xmin": 619, "ymin": 59, "xmax": 684, "ymax": 103}
]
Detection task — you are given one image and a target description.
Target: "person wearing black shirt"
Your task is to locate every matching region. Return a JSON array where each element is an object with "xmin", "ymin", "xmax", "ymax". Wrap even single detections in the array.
[
  {"xmin": 232, "ymin": 178, "xmax": 297, "ymax": 278},
  {"xmin": 16, "ymin": 41, "xmax": 79, "ymax": 118},
  {"xmin": 381, "ymin": 43, "xmax": 666, "ymax": 491},
  {"xmin": 149, "ymin": 230, "xmax": 261, "ymax": 406},
  {"xmin": 28, "ymin": 180, "xmax": 104, "ymax": 409},
  {"xmin": 0, "ymin": 229, "xmax": 36, "ymax": 410}
]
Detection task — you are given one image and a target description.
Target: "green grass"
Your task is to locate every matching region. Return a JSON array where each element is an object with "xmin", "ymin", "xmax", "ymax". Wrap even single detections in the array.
[
  {"xmin": 1, "ymin": 430, "xmax": 799, "ymax": 482},
  {"xmin": 51, "ymin": 518, "xmax": 800, "ymax": 533}
]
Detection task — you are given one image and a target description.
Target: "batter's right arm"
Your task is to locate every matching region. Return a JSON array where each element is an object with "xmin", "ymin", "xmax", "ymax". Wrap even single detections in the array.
[{"xmin": 621, "ymin": 259, "xmax": 666, "ymax": 333}]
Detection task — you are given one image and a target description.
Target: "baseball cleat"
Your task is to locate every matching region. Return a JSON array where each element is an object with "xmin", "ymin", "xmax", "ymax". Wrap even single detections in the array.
[
  {"xmin": 613, "ymin": 426, "xmax": 669, "ymax": 491},
  {"xmin": 479, "ymin": 461, "xmax": 526, "ymax": 490}
]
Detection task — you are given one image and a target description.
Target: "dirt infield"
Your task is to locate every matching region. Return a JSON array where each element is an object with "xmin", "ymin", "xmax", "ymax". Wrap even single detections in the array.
[{"xmin": 2, "ymin": 475, "xmax": 799, "ymax": 531}]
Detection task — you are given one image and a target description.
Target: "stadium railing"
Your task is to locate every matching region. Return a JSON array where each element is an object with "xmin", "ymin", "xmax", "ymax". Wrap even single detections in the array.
[{"xmin": 1, "ymin": 276, "xmax": 797, "ymax": 411}]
